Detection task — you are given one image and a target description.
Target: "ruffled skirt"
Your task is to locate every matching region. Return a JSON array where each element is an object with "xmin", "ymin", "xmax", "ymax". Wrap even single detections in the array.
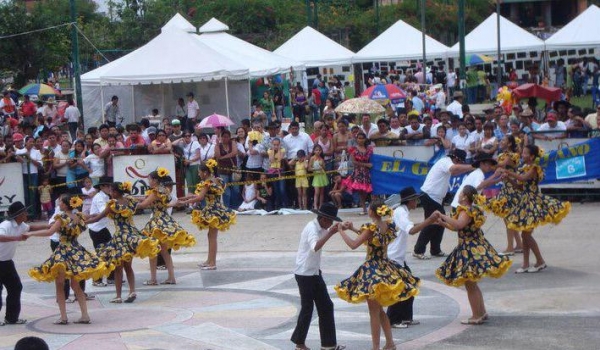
[
  {"xmin": 436, "ymin": 237, "xmax": 512, "ymax": 287},
  {"xmin": 143, "ymin": 211, "xmax": 196, "ymax": 250},
  {"xmin": 192, "ymin": 202, "xmax": 237, "ymax": 231},
  {"xmin": 97, "ymin": 225, "xmax": 160, "ymax": 267},
  {"xmin": 334, "ymin": 258, "xmax": 420, "ymax": 307}
]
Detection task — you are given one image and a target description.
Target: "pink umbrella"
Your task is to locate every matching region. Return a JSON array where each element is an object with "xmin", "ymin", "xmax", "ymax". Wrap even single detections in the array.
[{"xmin": 197, "ymin": 113, "xmax": 234, "ymax": 128}]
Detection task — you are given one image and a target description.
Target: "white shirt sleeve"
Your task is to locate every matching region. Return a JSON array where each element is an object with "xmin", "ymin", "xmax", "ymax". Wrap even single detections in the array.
[{"xmin": 307, "ymin": 226, "xmax": 320, "ymax": 252}]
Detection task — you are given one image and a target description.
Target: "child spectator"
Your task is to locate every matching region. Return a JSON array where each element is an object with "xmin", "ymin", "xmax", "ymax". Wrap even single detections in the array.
[
  {"xmin": 256, "ymin": 173, "xmax": 273, "ymax": 211},
  {"xmin": 329, "ymin": 173, "xmax": 353, "ymax": 208},
  {"xmin": 38, "ymin": 177, "xmax": 53, "ymax": 220},
  {"xmin": 81, "ymin": 177, "xmax": 96, "ymax": 215},
  {"xmin": 290, "ymin": 150, "xmax": 309, "ymax": 210},
  {"xmin": 84, "ymin": 143, "xmax": 105, "ymax": 185},
  {"xmin": 309, "ymin": 144, "xmax": 329, "ymax": 210},
  {"xmin": 238, "ymin": 173, "xmax": 258, "ymax": 211}
]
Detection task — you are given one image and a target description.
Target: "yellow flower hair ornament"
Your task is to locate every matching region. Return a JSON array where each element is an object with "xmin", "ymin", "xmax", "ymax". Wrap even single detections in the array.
[
  {"xmin": 119, "ymin": 181, "xmax": 133, "ymax": 193},
  {"xmin": 376, "ymin": 204, "xmax": 392, "ymax": 218},
  {"xmin": 69, "ymin": 196, "xmax": 83, "ymax": 209},
  {"xmin": 514, "ymin": 136, "xmax": 522, "ymax": 145},
  {"xmin": 156, "ymin": 167, "xmax": 170, "ymax": 178},
  {"xmin": 205, "ymin": 159, "xmax": 218, "ymax": 172},
  {"xmin": 537, "ymin": 147, "xmax": 545, "ymax": 158}
]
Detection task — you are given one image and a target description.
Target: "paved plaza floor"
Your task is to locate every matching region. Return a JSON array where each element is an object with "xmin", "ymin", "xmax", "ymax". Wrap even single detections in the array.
[{"xmin": 1, "ymin": 203, "xmax": 599, "ymax": 350}]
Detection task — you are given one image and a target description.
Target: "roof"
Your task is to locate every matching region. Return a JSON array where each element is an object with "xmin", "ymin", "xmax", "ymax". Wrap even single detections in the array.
[
  {"xmin": 274, "ymin": 26, "xmax": 355, "ymax": 67},
  {"xmin": 161, "ymin": 13, "xmax": 196, "ymax": 33},
  {"xmin": 353, "ymin": 19, "xmax": 449, "ymax": 63},
  {"xmin": 544, "ymin": 5, "xmax": 600, "ymax": 50},
  {"xmin": 448, "ymin": 13, "xmax": 545, "ymax": 55}
]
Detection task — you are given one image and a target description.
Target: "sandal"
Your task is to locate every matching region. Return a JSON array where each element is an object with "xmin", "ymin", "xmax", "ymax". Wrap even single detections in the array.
[
  {"xmin": 460, "ymin": 316, "xmax": 485, "ymax": 325},
  {"xmin": 143, "ymin": 280, "xmax": 158, "ymax": 286},
  {"xmin": 4, "ymin": 319, "xmax": 27, "ymax": 325},
  {"xmin": 92, "ymin": 281, "xmax": 107, "ymax": 287},
  {"xmin": 124, "ymin": 293, "xmax": 137, "ymax": 303},
  {"xmin": 53, "ymin": 319, "xmax": 69, "ymax": 325},
  {"xmin": 412, "ymin": 252, "xmax": 431, "ymax": 260},
  {"xmin": 74, "ymin": 319, "xmax": 91, "ymax": 324},
  {"xmin": 65, "ymin": 298, "xmax": 76, "ymax": 303},
  {"xmin": 109, "ymin": 297, "xmax": 122, "ymax": 303},
  {"xmin": 85, "ymin": 294, "xmax": 96, "ymax": 300},
  {"xmin": 200, "ymin": 265, "xmax": 217, "ymax": 270},
  {"xmin": 160, "ymin": 280, "xmax": 176, "ymax": 285},
  {"xmin": 157, "ymin": 265, "xmax": 167, "ymax": 270}
]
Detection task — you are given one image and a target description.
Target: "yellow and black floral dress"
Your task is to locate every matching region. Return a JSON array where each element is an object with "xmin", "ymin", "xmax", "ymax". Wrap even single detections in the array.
[
  {"xmin": 143, "ymin": 187, "xmax": 196, "ymax": 250},
  {"xmin": 29, "ymin": 212, "xmax": 111, "ymax": 282},
  {"xmin": 436, "ymin": 205, "xmax": 512, "ymax": 287},
  {"xmin": 97, "ymin": 198, "xmax": 160, "ymax": 267},
  {"xmin": 191, "ymin": 179, "xmax": 237, "ymax": 231},
  {"xmin": 501, "ymin": 164, "xmax": 571, "ymax": 231},
  {"xmin": 334, "ymin": 222, "xmax": 420, "ymax": 307},
  {"xmin": 480, "ymin": 151, "xmax": 520, "ymax": 216}
]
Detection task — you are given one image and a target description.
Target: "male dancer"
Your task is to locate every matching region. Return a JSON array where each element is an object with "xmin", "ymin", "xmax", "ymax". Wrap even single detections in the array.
[{"xmin": 88, "ymin": 176, "xmax": 114, "ymax": 285}]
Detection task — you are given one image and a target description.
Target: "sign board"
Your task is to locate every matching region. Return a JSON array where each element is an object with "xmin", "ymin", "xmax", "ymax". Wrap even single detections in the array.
[
  {"xmin": 113, "ymin": 154, "xmax": 176, "ymax": 196},
  {"xmin": 0, "ymin": 163, "xmax": 25, "ymax": 211}
]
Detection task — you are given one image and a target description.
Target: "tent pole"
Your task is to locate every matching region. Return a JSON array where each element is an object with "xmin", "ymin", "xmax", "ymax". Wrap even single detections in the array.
[
  {"xmin": 131, "ymin": 85, "xmax": 135, "ymax": 124},
  {"xmin": 161, "ymin": 83, "xmax": 165, "ymax": 118},
  {"xmin": 248, "ymin": 78, "xmax": 252, "ymax": 118},
  {"xmin": 225, "ymin": 77, "xmax": 230, "ymax": 118},
  {"xmin": 100, "ymin": 82, "xmax": 105, "ymax": 124}
]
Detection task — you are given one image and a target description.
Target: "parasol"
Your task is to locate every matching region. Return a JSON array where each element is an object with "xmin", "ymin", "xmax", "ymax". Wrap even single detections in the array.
[
  {"xmin": 197, "ymin": 113, "xmax": 234, "ymax": 128},
  {"xmin": 334, "ymin": 97, "xmax": 386, "ymax": 115},
  {"xmin": 18, "ymin": 83, "xmax": 61, "ymax": 97},
  {"xmin": 465, "ymin": 54, "xmax": 494, "ymax": 66},
  {"xmin": 512, "ymin": 83, "xmax": 562, "ymax": 103},
  {"xmin": 361, "ymin": 84, "xmax": 407, "ymax": 104}
]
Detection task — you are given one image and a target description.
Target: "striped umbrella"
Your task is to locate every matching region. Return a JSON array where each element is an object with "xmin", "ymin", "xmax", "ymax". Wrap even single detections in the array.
[
  {"xmin": 197, "ymin": 113, "xmax": 234, "ymax": 128},
  {"xmin": 465, "ymin": 54, "xmax": 494, "ymax": 66},
  {"xmin": 18, "ymin": 83, "xmax": 61, "ymax": 97}
]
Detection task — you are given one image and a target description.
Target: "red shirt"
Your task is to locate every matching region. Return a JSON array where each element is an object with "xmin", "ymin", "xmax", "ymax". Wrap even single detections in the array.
[
  {"xmin": 125, "ymin": 136, "xmax": 146, "ymax": 148},
  {"xmin": 21, "ymin": 101, "xmax": 37, "ymax": 117},
  {"xmin": 312, "ymin": 88, "xmax": 321, "ymax": 106}
]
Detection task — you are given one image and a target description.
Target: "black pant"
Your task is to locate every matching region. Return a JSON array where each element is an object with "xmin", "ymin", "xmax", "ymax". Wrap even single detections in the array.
[
  {"xmin": 0, "ymin": 260, "xmax": 22, "ymax": 323},
  {"xmin": 386, "ymin": 262, "xmax": 415, "ymax": 324},
  {"xmin": 89, "ymin": 228, "xmax": 114, "ymax": 282},
  {"xmin": 291, "ymin": 273, "xmax": 337, "ymax": 347},
  {"xmin": 50, "ymin": 241, "xmax": 84, "ymax": 298},
  {"xmin": 414, "ymin": 193, "xmax": 445, "ymax": 255}
]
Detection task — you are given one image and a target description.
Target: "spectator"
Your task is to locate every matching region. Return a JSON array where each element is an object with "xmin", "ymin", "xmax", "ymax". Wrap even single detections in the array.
[
  {"xmin": 67, "ymin": 140, "xmax": 90, "ymax": 190},
  {"xmin": 452, "ymin": 122, "xmax": 473, "ymax": 163},
  {"xmin": 168, "ymin": 119, "xmax": 184, "ymax": 142},
  {"xmin": 215, "ymin": 130, "xmax": 240, "ymax": 209},
  {"xmin": 533, "ymin": 111, "xmax": 567, "ymax": 141},
  {"xmin": 14, "ymin": 336, "xmax": 49, "ymax": 350},
  {"xmin": 359, "ymin": 113, "xmax": 377, "ymax": 138},
  {"xmin": 139, "ymin": 118, "xmax": 151, "ymax": 144},
  {"xmin": 475, "ymin": 122, "xmax": 498, "ymax": 157},
  {"xmin": 15, "ymin": 136, "xmax": 43, "ymax": 218},
  {"xmin": 293, "ymin": 86, "xmax": 308, "ymax": 122},
  {"xmin": 260, "ymin": 91, "xmax": 275, "ymax": 121},
  {"xmin": 403, "ymin": 114, "xmax": 425, "ymax": 145},
  {"xmin": 186, "ymin": 92, "xmax": 200, "ymax": 133},
  {"xmin": 84, "ymin": 143, "xmax": 105, "ymax": 185},
  {"xmin": 52, "ymin": 140, "xmax": 71, "ymax": 197},
  {"xmin": 425, "ymin": 125, "xmax": 452, "ymax": 155},
  {"xmin": 348, "ymin": 132, "xmax": 373, "ymax": 214},
  {"xmin": 267, "ymin": 137, "xmax": 287, "ymax": 209},
  {"xmin": 494, "ymin": 115, "xmax": 510, "ymax": 142},
  {"xmin": 148, "ymin": 129, "xmax": 172, "ymax": 154},
  {"xmin": 64, "ymin": 99, "xmax": 80, "ymax": 141},
  {"xmin": 315, "ymin": 124, "xmax": 334, "ymax": 170},
  {"xmin": 174, "ymin": 97, "xmax": 186, "ymax": 125},
  {"xmin": 329, "ymin": 172, "xmax": 353, "ymax": 209},
  {"xmin": 370, "ymin": 118, "xmax": 397, "ymax": 147},
  {"xmin": 256, "ymin": 173, "xmax": 273, "ymax": 211},
  {"xmin": 389, "ymin": 115, "xmax": 405, "ymax": 136},
  {"xmin": 446, "ymin": 91, "xmax": 464, "ymax": 119},
  {"xmin": 20, "ymin": 95, "xmax": 37, "ymax": 126},
  {"xmin": 104, "ymin": 95, "xmax": 120, "ymax": 127},
  {"xmin": 124, "ymin": 124, "xmax": 146, "ymax": 149},
  {"xmin": 283, "ymin": 121, "xmax": 313, "ymax": 160}
]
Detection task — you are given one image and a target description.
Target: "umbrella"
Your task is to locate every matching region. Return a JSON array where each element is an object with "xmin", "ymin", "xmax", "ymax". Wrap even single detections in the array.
[
  {"xmin": 334, "ymin": 97, "xmax": 386, "ymax": 115},
  {"xmin": 361, "ymin": 84, "xmax": 407, "ymax": 104},
  {"xmin": 197, "ymin": 113, "xmax": 234, "ymax": 128},
  {"xmin": 512, "ymin": 83, "xmax": 562, "ymax": 103},
  {"xmin": 18, "ymin": 83, "xmax": 61, "ymax": 97},
  {"xmin": 465, "ymin": 54, "xmax": 494, "ymax": 66}
]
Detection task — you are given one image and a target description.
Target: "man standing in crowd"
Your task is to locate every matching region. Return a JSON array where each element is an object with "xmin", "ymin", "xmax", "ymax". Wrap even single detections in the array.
[
  {"xmin": 64, "ymin": 99, "xmax": 81, "ymax": 142},
  {"xmin": 446, "ymin": 91, "xmax": 463, "ymax": 119},
  {"xmin": 104, "ymin": 95, "xmax": 120, "ymax": 127},
  {"xmin": 292, "ymin": 203, "xmax": 344, "ymax": 350},
  {"xmin": 0, "ymin": 202, "xmax": 48, "ymax": 326},
  {"xmin": 534, "ymin": 111, "xmax": 567, "ymax": 141},
  {"xmin": 413, "ymin": 149, "xmax": 473, "ymax": 259},
  {"xmin": 284, "ymin": 121, "xmax": 313, "ymax": 160},
  {"xmin": 186, "ymin": 92, "xmax": 200, "ymax": 133},
  {"xmin": 94, "ymin": 124, "xmax": 111, "ymax": 148},
  {"xmin": 20, "ymin": 95, "xmax": 37, "ymax": 126}
]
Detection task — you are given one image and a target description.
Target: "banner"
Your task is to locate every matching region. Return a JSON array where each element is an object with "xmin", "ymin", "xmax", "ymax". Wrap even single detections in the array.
[
  {"xmin": 0, "ymin": 163, "xmax": 25, "ymax": 211},
  {"xmin": 113, "ymin": 154, "xmax": 176, "ymax": 196},
  {"xmin": 371, "ymin": 138, "xmax": 600, "ymax": 195}
]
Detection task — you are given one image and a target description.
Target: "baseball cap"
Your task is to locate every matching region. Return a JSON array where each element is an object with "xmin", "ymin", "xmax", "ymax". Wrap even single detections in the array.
[
  {"xmin": 13, "ymin": 133, "xmax": 24, "ymax": 142},
  {"xmin": 171, "ymin": 119, "xmax": 181, "ymax": 126},
  {"xmin": 147, "ymin": 126, "xmax": 157, "ymax": 135}
]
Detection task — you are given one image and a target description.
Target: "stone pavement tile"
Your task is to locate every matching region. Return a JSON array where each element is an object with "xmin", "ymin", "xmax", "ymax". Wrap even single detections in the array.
[
  {"xmin": 206, "ymin": 273, "xmax": 294, "ymax": 291},
  {"xmin": 188, "ymin": 305, "xmax": 295, "ymax": 330},
  {"xmin": 120, "ymin": 328, "xmax": 216, "ymax": 350},
  {"xmin": 60, "ymin": 333, "xmax": 127, "ymax": 350}
]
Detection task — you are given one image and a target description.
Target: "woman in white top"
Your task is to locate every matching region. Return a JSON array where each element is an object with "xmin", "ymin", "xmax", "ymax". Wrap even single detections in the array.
[
  {"xmin": 475, "ymin": 122, "xmax": 498, "ymax": 157},
  {"xmin": 451, "ymin": 122, "xmax": 473, "ymax": 163},
  {"xmin": 173, "ymin": 131, "xmax": 201, "ymax": 196},
  {"xmin": 84, "ymin": 143, "xmax": 105, "ymax": 185},
  {"xmin": 52, "ymin": 140, "xmax": 72, "ymax": 197}
]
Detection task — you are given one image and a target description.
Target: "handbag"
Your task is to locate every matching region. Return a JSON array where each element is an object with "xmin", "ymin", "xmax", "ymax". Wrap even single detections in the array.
[
  {"xmin": 232, "ymin": 166, "xmax": 243, "ymax": 182},
  {"xmin": 337, "ymin": 150, "xmax": 349, "ymax": 177}
]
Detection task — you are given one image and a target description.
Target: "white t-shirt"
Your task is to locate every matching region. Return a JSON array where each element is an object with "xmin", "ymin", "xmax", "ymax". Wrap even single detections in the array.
[
  {"xmin": 84, "ymin": 154, "xmax": 105, "ymax": 178},
  {"xmin": 447, "ymin": 72, "xmax": 457, "ymax": 87},
  {"xmin": 452, "ymin": 133, "xmax": 473, "ymax": 159},
  {"xmin": 421, "ymin": 157, "xmax": 454, "ymax": 204},
  {"xmin": 294, "ymin": 219, "xmax": 328, "ymax": 276},
  {"xmin": 88, "ymin": 191, "xmax": 110, "ymax": 232},
  {"xmin": 199, "ymin": 143, "xmax": 214, "ymax": 162},
  {"xmin": 451, "ymin": 169, "xmax": 484, "ymax": 208},
  {"xmin": 15, "ymin": 148, "xmax": 43, "ymax": 174},
  {"xmin": 54, "ymin": 151, "xmax": 70, "ymax": 177},
  {"xmin": 64, "ymin": 105, "xmax": 81, "ymax": 123},
  {"xmin": 389, "ymin": 205, "xmax": 412, "ymax": 265},
  {"xmin": 360, "ymin": 123, "xmax": 378, "ymax": 138},
  {"xmin": 283, "ymin": 132, "xmax": 314, "ymax": 159},
  {"xmin": 446, "ymin": 100, "xmax": 463, "ymax": 118},
  {"xmin": 0, "ymin": 220, "xmax": 29, "ymax": 260},
  {"xmin": 187, "ymin": 100, "xmax": 200, "ymax": 120},
  {"xmin": 537, "ymin": 121, "xmax": 567, "ymax": 137},
  {"xmin": 390, "ymin": 126, "xmax": 405, "ymax": 136},
  {"xmin": 182, "ymin": 140, "xmax": 201, "ymax": 166}
]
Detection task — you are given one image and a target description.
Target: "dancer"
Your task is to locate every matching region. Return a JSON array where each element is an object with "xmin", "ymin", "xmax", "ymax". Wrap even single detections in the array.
[
  {"xmin": 291, "ymin": 202, "xmax": 345, "ymax": 350},
  {"xmin": 0, "ymin": 202, "xmax": 46, "ymax": 326},
  {"xmin": 26, "ymin": 194, "xmax": 110, "ymax": 325},
  {"xmin": 435, "ymin": 185, "xmax": 512, "ymax": 324},
  {"xmin": 495, "ymin": 145, "xmax": 571, "ymax": 273},
  {"xmin": 387, "ymin": 187, "xmax": 438, "ymax": 329},
  {"xmin": 482, "ymin": 135, "xmax": 523, "ymax": 255},
  {"xmin": 310, "ymin": 144, "xmax": 329, "ymax": 210},
  {"xmin": 335, "ymin": 201, "xmax": 420, "ymax": 350},
  {"xmin": 88, "ymin": 176, "xmax": 115, "ymax": 287},
  {"xmin": 178, "ymin": 159, "xmax": 236, "ymax": 270},
  {"xmin": 87, "ymin": 182, "xmax": 160, "ymax": 303},
  {"xmin": 137, "ymin": 168, "xmax": 196, "ymax": 285}
]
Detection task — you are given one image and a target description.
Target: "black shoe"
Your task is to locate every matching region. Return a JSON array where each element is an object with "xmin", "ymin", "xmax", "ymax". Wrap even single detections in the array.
[{"xmin": 431, "ymin": 251, "xmax": 446, "ymax": 257}]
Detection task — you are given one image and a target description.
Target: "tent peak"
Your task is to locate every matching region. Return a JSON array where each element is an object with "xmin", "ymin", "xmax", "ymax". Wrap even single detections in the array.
[
  {"xmin": 162, "ymin": 13, "xmax": 196, "ymax": 33},
  {"xmin": 200, "ymin": 18, "xmax": 230, "ymax": 33}
]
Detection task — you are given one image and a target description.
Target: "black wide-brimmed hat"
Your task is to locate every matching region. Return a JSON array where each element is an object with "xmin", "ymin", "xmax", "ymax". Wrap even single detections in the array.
[
  {"xmin": 6, "ymin": 201, "xmax": 30, "ymax": 220},
  {"xmin": 94, "ymin": 176, "xmax": 114, "ymax": 189},
  {"xmin": 311, "ymin": 202, "xmax": 342, "ymax": 222},
  {"xmin": 448, "ymin": 149, "xmax": 467, "ymax": 163},
  {"xmin": 399, "ymin": 187, "xmax": 423, "ymax": 204},
  {"xmin": 472, "ymin": 153, "xmax": 498, "ymax": 168}
]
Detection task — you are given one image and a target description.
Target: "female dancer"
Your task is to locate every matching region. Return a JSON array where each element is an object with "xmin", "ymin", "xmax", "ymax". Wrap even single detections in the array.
[
  {"xmin": 435, "ymin": 185, "xmax": 512, "ymax": 324},
  {"xmin": 87, "ymin": 182, "xmax": 160, "ymax": 303},
  {"xmin": 484, "ymin": 135, "xmax": 523, "ymax": 255},
  {"xmin": 496, "ymin": 145, "xmax": 571, "ymax": 273},
  {"xmin": 137, "ymin": 168, "xmax": 196, "ymax": 285},
  {"xmin": 178, "ymin": 159, "xmax": 236, "ymax": 270},
  {"xmin": 347, "ymin": 132, "xmax": 373, "ymax": 214},
  {"xmin": 26, "ymin": 194, "xmax": 110, "ymax": 324},
  {"xmin": 335, "ymin": 201, "xmax": 420, "ymax": 350}
]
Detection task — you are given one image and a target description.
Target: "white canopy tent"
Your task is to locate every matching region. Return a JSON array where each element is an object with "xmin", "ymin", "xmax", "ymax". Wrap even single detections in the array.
[
  {"xmin": 544, "ymin": 5, "xmax": 600, "ymax": 50},
  {"xmin": 274, "ymin": 26, "xmax": 355, "ymax": 67},
  {"xmin": 447, "ymin": 13, "xmax": 545, "ymax": 55},
  {"xmin": 195, "ymin": 18, "xmax": 304, "ymax": 78},
  {"xmin": 353, "ymin": 19, "xmax": 449, "ymax": 63}
]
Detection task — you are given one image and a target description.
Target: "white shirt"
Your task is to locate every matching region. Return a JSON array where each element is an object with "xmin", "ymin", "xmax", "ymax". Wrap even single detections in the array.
[
  {"xmin": 446, "ymin": 100, "xmax": 463, "ymax": 118},
  {"xmin": 199, "ymin": 143, "xmax": 214, "ymax": 162},
  {"xmin": 245, "ymin": 142, "xmax": 264, "ymax": 169},
  {"xmin": 49, "ymin": 202, "xmax": 62, "ymax": 242},
  {"xmin": 447, "ymin": 72, "xmax": 457, "ymax": 87},
  {"xmin": 421, "ymin": 157, "xmax": 454, "ymax": 204},
  {"xmin": 64, "ymin": 105, "xmax": 81, "ymax": 123},
  {"xmin": 294, "ymin": 219, "xmax": 328, "ymax": 276},
  {"xmin": 283, "ymin": 132, "xmax": 314, "ymax": 159},
  {"xmin": 187, "ymin": 100, "xmax": 200, "ymax": 120},
  {"xmin": 84, "ymin": 154, "xmax": 105, "ymax": 178},
  {"xmin": 390, "ymin": 126, "xmax": 405, "ymax": 136},
  {"xmin": 537, "ymin": 121, "xmax": 567, "ymax": 137},
  {"xmin": 360, "ymin": 123, "xmax": 378, "ymax": 138},
  {"xmin": 15, "ymin": 148, "xmax": 42, "ymax": 174},
  {"xmin": 54, "ymin": 151, "xmax": 70, "ymax": 177},
  {"xmin": 451, "ymin": 169, "xmax": 485, "ymax": 208},
  {"xmin": 452, "ymin": 133, "xmax": 473, "ymax": 159},
  {"xmin": 182, "ymin": 140, "xmax": 202, "ymax": 166},
  {"xmin": 389, "ymin": 205, "xmax": 412, "ymax": 264},
  {"xmin": 88, "ymin": 190, "xmax": 110, "ymax": 232},
  {"xmin": 0, "ymin": 220, "xmax": 29, "ymax": 261},
  {"xmin": 470, "ymin": 130, "xmax": 484, "ymax": 144}
]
